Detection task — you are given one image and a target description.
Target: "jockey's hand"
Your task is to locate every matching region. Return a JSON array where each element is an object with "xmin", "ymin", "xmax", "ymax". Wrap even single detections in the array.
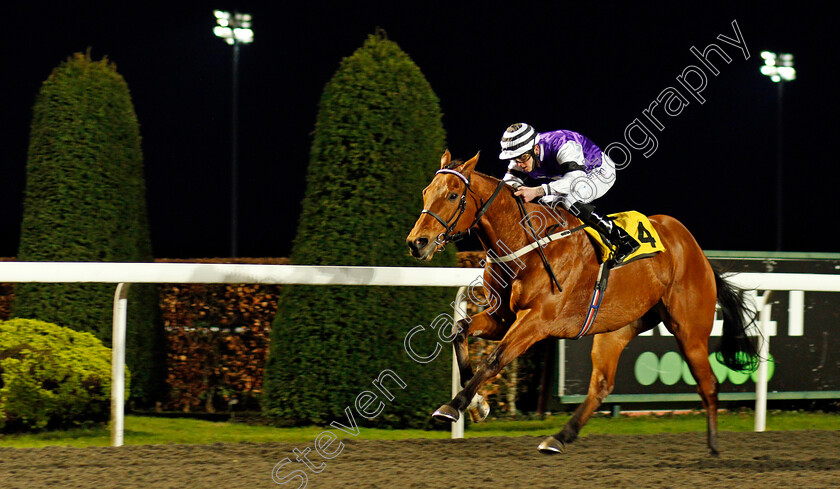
[{"xmin": 514, "ymin": 186, "xmax": 544, "ymax": 203}]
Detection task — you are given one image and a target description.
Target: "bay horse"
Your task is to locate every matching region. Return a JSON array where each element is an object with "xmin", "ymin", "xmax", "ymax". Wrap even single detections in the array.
[{"xmin": 406, "ymin": 150, "xmax": 757, "ymax": 455}]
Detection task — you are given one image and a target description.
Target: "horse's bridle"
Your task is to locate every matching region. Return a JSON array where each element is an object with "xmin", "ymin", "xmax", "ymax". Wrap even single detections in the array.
[
  {"xmin": 420, "ymin": 169, "xmax": 505, "ymax": 250},
  {"xmin": 420, "ymin": 167, "xmax": 563, "ymax": 293}
]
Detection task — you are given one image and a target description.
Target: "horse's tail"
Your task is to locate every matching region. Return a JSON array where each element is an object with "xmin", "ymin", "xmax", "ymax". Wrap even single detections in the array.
[{"xmin": 713, "ymin": 266, "xmax": 759, "ymax": 372}]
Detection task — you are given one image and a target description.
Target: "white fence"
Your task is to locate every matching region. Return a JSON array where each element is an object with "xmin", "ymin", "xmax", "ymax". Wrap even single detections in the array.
[{"xmin": 1, "ymin": 262, "xmax": 839, "ymax": 446}]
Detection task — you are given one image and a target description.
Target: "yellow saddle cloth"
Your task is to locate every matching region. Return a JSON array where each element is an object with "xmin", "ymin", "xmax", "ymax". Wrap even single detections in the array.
[{"xmin": 583, "ymin": 211, "xmax": 666, "ymax": 264}]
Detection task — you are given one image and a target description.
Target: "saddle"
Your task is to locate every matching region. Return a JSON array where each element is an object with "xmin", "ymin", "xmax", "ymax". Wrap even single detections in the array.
[
  {"xmin": 575, "ymin": 211, "xmax": 665, "ymax": 338},
  {"xmin": 583, "ymin": 211, "xmax": 666, "ymax": 265}
]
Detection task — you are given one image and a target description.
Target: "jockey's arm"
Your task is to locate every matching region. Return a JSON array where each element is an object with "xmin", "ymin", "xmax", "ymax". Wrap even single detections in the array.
[
  {"xmin": 505, "ymin": 164, "xmax": 545, "ymax": 202},
  {"xmin": 542, "ymin": 170, "xmax": 587, "ymax": 199},
  {"xmin": 542, "ymin": 140, "xmax": 588, "ymax": 200},
  {"xmin": 505, "ymin": 140, "xmax": 589, "ymax": 202},
  {"xmin": 556, "ymin": 140, "xmax": 586, "ymax": 167}
]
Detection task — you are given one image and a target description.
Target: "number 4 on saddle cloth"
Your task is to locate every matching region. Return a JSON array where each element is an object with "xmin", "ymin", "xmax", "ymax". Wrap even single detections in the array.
[
  {"xmin": 583, "ymin": 211, "xmax": 666, "ymax": 266},
  {"xmin": 575, "ymin": 211, "xmax": 666, "ymax": 338}
]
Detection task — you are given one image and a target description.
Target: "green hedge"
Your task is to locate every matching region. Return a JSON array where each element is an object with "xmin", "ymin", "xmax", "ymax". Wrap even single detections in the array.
[
  {"xmin": 13, "ymin": 51, "xmax": 165, "ymax": 406},
  {"xmin": 262, "ymin": 31, "xmax": 457, "ymax": 428},
  {"xmin": 0, "ymin": 318, "xmax": 128, "ymax": 431}
]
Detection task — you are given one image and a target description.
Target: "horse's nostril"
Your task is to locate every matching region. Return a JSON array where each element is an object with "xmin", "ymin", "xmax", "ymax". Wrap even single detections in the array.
[{"xmin": 414, "ymin": 238, "xmax": 429, "ymax": 250}]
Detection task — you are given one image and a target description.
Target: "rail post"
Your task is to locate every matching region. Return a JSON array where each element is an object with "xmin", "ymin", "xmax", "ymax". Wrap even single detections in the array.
[
  {"xmin": 754, "ymin": 290, "xmax": 773, "ymax": 432},
  {"xmin": 451, "ymin": 286, "xmax": 467, "ymax": 439},
  {"xmin": 111, "ymin": 283, "xmax": 130, "ymax": 447}
]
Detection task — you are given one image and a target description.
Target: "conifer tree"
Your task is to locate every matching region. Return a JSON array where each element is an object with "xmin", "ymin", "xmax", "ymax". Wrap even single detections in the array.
[
  {"xmin": 263, "ymin": 32, "xmax": 457, "ymax": 427},
  {"xmin": 14, "ymin": 51, "xmax": 165, "ymax": 406}
]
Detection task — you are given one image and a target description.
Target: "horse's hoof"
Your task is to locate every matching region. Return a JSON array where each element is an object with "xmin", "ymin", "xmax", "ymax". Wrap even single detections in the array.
[
  {"xmin": 538, "ymin": 436, "xmax": 565, "ymax": 455},
  {"xmin": 466, "ymin": 394, "xmax": 490, "ymax": 423},
  {"xmin": 432, "ymin": 404, "xmax": 460, "ymax": 423}
]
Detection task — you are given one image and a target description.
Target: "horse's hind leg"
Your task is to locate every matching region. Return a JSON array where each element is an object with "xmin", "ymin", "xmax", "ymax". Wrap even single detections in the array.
[
  {"xmin": 661, "ymin": 274, "xmax": 720, "ymax": 455},
  {"xmin": 678, "ymin": 332, "xmax": 719, "ymax": 455},
  {"xmin": 665, "ymin": 313, "xmax": 720, "ymax": 455},
  {"xmin": 540, "ymin": 312, "xmax": 656, "ymax": 454}
]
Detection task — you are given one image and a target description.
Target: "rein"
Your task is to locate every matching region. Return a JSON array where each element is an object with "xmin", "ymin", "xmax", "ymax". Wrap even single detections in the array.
[
  {"xmin": 514, "ymin": 196, "xmax": 565, "ymax": 294},
  {"xmin": 420, "ymin": 169, "xmax": 505, "ymax": 249}
]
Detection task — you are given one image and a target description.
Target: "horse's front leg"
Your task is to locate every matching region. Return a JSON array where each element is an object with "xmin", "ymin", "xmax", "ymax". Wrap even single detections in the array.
[
  {"xmin": 434, "ymin": 309, "xmax": 542, "ymax": 423},
  {"xmin": 452, "ymin": 310, "xmax": 508, "ymax": 422}
]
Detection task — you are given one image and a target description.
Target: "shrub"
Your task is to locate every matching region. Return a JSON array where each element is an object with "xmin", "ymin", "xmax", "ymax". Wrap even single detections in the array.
[
  {"xmin": 13, "ymin": 51, "xmax": 164, "ymax": 406},
  {"xmin": 162, "ymin": 282, "xmax": 277, "ymax": 413},
  {"xmin": 262, "ymin": 31, "xmax": 457, "ymax": 428},
  {"xmin": 0, "ymin": 318, "xmax": 128, "ymax": 431}
]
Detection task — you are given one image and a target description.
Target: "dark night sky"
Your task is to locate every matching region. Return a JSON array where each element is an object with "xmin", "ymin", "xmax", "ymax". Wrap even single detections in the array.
[{"xmin": 2, "ymin": 2, "xmax": 838, "ymax": 259}]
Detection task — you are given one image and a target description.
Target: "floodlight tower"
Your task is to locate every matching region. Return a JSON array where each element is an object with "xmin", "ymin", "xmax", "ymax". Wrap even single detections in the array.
[
  {"xmin": 760, "ymin": 51, "xmax": 795, "ymax": 251},
  {"xmin": 214, "ymin": 10, "xmax": 254, "ymax": 258}
]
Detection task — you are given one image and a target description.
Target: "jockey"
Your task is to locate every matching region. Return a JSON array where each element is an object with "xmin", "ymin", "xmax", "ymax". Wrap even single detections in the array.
[{"xmin": 499, "ymin": 122, "xmax": 640, "ymax": 263}]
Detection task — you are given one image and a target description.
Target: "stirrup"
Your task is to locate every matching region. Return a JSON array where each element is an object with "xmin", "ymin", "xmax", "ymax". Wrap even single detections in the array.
[{"xmin": 613, "ymin": 236, "xmax": 640, "ymax": 263}]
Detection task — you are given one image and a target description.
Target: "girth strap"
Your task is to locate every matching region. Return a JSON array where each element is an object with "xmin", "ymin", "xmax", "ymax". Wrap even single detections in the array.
[{"xmin": 573, "ymin": 258, "xmax": 613, "ymax": 339}]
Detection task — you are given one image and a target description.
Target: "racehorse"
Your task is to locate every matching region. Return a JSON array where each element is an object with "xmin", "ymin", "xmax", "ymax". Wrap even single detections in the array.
[{"xmin": 406, "ymin": 150, "xmax": 757, "ymax": 455}]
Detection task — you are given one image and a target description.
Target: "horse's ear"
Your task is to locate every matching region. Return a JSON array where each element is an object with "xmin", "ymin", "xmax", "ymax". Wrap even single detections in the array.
[
  {"xmin": 440, "ymin": 149, "xmax": 452, "ymax": 169},
  {"xmin": 459, "ymin": 151, "xmax": 480, "ymax": 174}
]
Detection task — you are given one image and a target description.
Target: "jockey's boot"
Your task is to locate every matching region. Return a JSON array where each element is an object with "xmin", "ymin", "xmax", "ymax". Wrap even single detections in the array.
[{"xmin": 570, "ymin": 202, "xmax": 641, "ymax": 263}]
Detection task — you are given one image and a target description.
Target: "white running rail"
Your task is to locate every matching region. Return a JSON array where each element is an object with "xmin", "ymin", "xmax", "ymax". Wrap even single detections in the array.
[{"xmin": 2, "ymin": 262, "xmax": 839, "ymax": 445}]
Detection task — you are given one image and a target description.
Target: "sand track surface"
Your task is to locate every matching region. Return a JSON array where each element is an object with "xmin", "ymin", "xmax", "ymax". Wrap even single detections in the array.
[{"xmin": 1, "ymin": 430, "xmax": 838, "ymax": 488}]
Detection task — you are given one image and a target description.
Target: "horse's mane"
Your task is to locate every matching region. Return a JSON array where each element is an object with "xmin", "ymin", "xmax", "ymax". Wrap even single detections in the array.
[
  {"xmin": 438, "ymin": 161, "xmax": 576, "ymax": 236},
  {"xmin": 472, "ymin": 170, "xmax": 575, "ymax": 226},
  {"xmin": 443, "ymin": 159, "xmax": 463, "ymax": 170},
  {"xmin": 473, "ymin": 170, "xmax": 502, "ymax": 183},
  {"xmin": 442, "ymin": 160, "xmax": 502, "ymax": 184},
  {"xmin": 441, "ymin": 163, "xmax": 568, "ymax": 216}
]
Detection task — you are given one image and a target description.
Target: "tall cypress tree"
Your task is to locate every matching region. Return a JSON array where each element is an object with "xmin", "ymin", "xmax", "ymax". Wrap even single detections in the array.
[
  {"xmin": 262, "ymin": 32, "xmax": 457, "ymax": 427},
  {"xmin": 13, "ymin": 51, "xmax": 166, "ymax": 406}
]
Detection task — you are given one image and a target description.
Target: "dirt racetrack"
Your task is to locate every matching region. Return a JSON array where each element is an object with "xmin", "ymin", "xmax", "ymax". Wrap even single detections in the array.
[{"xmin": 1, "ymin": 430, "xmax": 838, "ymax": 488}]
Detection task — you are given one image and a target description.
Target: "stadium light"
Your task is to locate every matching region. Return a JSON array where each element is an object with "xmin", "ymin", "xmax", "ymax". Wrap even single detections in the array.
[
  {"xmin": 760, "ymin": 51, "xmax": 795, "ymax": 251},
  {"xmin": 214, "ymin": 10, "xmax": 253, "ymax": 45},
  {"xmin": 760, "ymin": 51, "xmax": 796, "ymax": 83},
  {"xmin": 213, "ymin": 10, "xmax": 254, "ymax": 258}
]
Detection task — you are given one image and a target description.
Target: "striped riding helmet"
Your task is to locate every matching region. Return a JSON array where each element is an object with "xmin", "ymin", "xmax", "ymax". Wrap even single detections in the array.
[{"xmin": 498, "ymin": 123, "xmax": 540, "ymax": 160}]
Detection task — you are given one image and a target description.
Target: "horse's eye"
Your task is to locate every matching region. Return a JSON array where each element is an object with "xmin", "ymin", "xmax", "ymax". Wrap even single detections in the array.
[{"xmin": 448, "ymin": 192, "xmax": 458, "ymax": 201}]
